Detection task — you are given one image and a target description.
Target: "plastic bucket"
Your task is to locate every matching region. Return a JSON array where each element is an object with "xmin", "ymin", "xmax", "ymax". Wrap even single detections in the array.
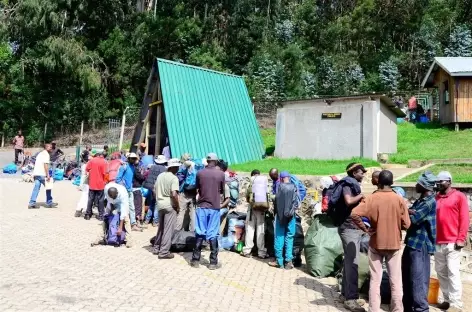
[{"xmin": 428, "ymin": 277, "xmax": 439, "ymax": 304}]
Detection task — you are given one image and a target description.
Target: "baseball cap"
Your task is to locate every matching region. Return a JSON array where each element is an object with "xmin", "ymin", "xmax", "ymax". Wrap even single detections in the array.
[
  {"xmin": 127, "ymin": 152, "xmax": 138, "ymax": 159},
  {"xmin": 280, "ymin": 171, "xmax": 290, "ymax": 178},
  {"xmin": 206, "ymin": 153, "xmax": 218, "ymax": 161},
  {"xmin": 91, "ymin": 149, "xmax": 98, "ymax": 156},
  {"xmin": 154, "ymin": 155, "xmax": 167, "ymax": 164},
  {"xmin": 167, "ymin": 158, "xmax": 181, "ymax": 168},
  {"xmin": 436, "ymin": 171, "xmax": 452, "ymax": 182}
]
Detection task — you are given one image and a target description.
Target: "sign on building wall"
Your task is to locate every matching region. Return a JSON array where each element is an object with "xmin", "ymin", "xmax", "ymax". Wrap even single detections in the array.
[{"xmin": 321, "ymin": 113, "xmax": 342, "ymax": 119}]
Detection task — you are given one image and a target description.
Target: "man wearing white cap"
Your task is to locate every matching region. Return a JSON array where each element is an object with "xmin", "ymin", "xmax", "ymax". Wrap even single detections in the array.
[
  {"xmin": 435, "ymin": 171, "xmax": 470, "ymax": 311},
  {"xmin": 153, "ymin": 158, "xmax": 181, "ymax": 259},
  {"xmin": 143, "ymin": 155, "xmax": 168, "ymax": 226},
  {"xmin": 190, "ymin": 153, "xmax": 225, "ymax": 270}
]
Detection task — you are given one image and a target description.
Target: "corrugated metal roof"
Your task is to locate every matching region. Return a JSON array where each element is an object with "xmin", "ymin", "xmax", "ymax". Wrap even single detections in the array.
[
  {"xmin": 156, "ymin": 58, "xmax": 264, "ymax": 165},
  {"xmin": 422, "ymin": 57, "xmax": 472, "ymax": 87},
  {"xmin": 435, "ymin": 57, "xmax": 472, "ymax": 75}
]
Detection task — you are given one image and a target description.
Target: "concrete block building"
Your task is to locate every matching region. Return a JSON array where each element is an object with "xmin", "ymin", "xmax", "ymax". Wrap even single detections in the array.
[{"xmin": 275, "ymin": 95, "xmax": 406, "ymax": 160}]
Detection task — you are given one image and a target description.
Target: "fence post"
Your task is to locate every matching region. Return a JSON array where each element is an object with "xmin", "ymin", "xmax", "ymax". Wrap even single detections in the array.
[
  {"xmin": 79, "ymin": 121, "xmax": 84, "ymax": 146},
  {"xmin": 119, "ymin": 107, "xmax": 129, "ymax": 151}
]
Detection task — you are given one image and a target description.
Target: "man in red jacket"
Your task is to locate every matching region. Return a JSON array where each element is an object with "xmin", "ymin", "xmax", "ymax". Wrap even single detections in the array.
[
  {"xmin": 434, "ymin": 171, "xmax": 470, "ymax": 312},
  {"xmin": 84, "ymin": 151, "xmax": 108, "ymax": 221}
]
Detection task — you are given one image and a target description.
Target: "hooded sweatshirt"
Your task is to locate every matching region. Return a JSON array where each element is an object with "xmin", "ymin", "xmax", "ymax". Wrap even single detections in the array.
[{"xmin": 275, "ymin": 183, "xmax": 298, "ymax": 225}]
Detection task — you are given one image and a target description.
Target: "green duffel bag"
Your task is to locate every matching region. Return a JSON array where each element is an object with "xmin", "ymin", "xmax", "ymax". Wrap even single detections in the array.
[{"xmin": 304, "ymin": 214, "xmax": 343, "ymax": 277}]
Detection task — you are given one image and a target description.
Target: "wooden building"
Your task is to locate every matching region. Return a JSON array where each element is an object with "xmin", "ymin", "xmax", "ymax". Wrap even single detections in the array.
[{"xmin": 422, "ymin": 57, "xmax": 472, "ymax": 129}]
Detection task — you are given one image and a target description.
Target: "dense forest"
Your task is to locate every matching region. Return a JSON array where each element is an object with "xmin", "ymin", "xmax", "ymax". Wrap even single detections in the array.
[{"xmin": 1, "ymin": 0, "xmax": 472, "ymax": 143}]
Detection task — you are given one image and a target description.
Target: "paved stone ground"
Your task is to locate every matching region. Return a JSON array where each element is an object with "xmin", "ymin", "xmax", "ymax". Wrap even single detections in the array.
[{"xmin": 1, "ymin": 179, "xmax": 471, "ymax": 312}]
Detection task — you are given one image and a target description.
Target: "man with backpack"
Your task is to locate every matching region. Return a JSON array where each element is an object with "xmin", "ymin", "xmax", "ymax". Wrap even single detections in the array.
[
  {"xmin": 176, "ymin": 157, "xmax": 204, "ymax": 232},
  {"xmin": 269, "ymin": 168, "xmax": 306, "ymax": 203},
  {"xmin": 241, "ymin": 169, "xmax": 268, "ymax": 259},
  {"xmin": 268, "ymin": 171, "xmax": 298, "ymax": 269},
  {"xmin": 143, "ymin": 155, "xmax": 167, "ymax": 227},
  {"xmin": 190, "ymin": 153, "xmax": 225, "ymax": 270},
  {"xmin": 350, "ymin": 170, "xmax": 411, "ymax": 312},
  {"xmin": 327, "ymin": 162, "xmax": 366, "ymax": 312}
]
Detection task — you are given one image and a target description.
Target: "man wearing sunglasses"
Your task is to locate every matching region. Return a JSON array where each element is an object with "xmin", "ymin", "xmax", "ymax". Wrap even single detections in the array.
[{"xmin": 434, "ymin": 171, "xmax": 470, "ymax": 312}]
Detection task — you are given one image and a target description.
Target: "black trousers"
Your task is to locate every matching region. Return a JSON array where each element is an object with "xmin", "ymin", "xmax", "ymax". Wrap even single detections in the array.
[
  {"xmin": 14, "ymin": 149, "xmax": 23, "ymax": 164},
  {"xmin": 86, "ymin": 190, "xmax": 105, "ymax": 217}
]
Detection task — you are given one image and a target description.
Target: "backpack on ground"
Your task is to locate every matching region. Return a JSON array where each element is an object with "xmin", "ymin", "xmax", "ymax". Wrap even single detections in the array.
[
  {"xmin": 180, "ymin": 159, "xmax": 205, "ymax": 192},
  {"xmin": 105, "ymin": 213, "xmax": 126, "ymax": 246},
  {"xmin": 251, "ymin": 175, "xmax": 269, "ymax": 211},
  {"xmin": 290, "ymin": 175, "xmax": 307, "ymax": 202},
  {"xmin": 54, "ymin": 168, "xmax": 64, "ymax": 181},
  {"xmin": 3, "ymin": 163, "xmax": 17, "ymax": 174}
]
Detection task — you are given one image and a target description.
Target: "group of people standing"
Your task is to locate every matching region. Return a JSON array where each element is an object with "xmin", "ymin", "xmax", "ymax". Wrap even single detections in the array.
[
  {"xmin": 336, "ymin": 163, "xmax": 469, "ymax": 312},
  {"xmin": 25, "ymin": 143, "xmax": 470, "ymax": 311}
]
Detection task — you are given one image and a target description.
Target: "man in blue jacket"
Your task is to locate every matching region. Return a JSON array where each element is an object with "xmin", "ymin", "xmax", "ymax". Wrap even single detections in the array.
[{"xmin": 116, "ymin": 153, "xmax": 141, "ymax": 231}]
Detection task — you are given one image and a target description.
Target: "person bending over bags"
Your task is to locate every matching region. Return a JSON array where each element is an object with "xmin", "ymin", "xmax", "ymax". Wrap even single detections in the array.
[{"xmin": 91, "ymin": 182, "xmax": 133, "ymax": 248}]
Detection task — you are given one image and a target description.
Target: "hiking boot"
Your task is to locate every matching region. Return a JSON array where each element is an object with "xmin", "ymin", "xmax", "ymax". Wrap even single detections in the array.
[
  {"xmin": 45, "ymin": 203, "xmax": 58, "ymax": 208},
  {"xmin": 268, "ymin": 261, "xmax": 283, "ymax": 268},
  {"xmin": 158, "ymin": 253, "xmax": 175, "ymax": 259},
  {"xmin": 74, "ymin": 210, "xmax": 82, "ymax": 217},
  {"xmin": 208, "ymin": 264, "xmax": 218, "ymax": 270},
  {"xmin": 131, "ymin": 225, "xmax": 142, "ymax": 232},
  {"xmin": 343, "ymin": 299, "xmax": 366, "ymax": 312},
  {"xmin": 190, "ymin": 260, "xmax": 200, "ymax": 268},
  {"xmin": 284, "ymin": 261, "xmax": 294, "ymax": 270},
  {"xmin": 96, "ymin": 216, "xmax": 104, "ymax": 221},
  {"xmin": 152, "ymin": 222, "xmax": 158, "ymax": 227},
  {"xmin": 28, "ymin": 204, "xmax": 39, "ymax": 209},
  {"xmin": 241, "ymin": 253, "xmax": 252, "ymax": 258},
  {"xmin": 125, "ymin": 241, "xmax": 133, "ymax": 248},
  {"xmin": 257, "ymin": 254, "xmax": 269, "ymax": 259},
  {"xmin": 84, "ymin": 215, "xmax": 91, "ymax": 220},
  {"xmin": 436, "ymin": 302, "xmax": 450, "ymax": 310}
]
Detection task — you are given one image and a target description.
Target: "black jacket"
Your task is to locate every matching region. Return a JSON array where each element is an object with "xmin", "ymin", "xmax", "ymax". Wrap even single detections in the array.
[{"xmin": 143, "ymin": 164, "xmax": 166, "ymax": 190}]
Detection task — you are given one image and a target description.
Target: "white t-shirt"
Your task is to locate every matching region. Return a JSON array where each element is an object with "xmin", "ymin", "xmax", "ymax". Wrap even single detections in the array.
[{"xmin": 33, "ymin": 150, "xmax": 50, "ymax": 176}]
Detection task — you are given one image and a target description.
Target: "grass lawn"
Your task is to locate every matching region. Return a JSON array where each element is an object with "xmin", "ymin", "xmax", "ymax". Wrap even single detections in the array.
[
  {"xmin": 232, "ymin": 122, "xmax": 472, "ymax": 175},
  {"xmin": 231, "ymin": 157, "xmax": 379, "ymax": 175},
  {"xmin": 389, "ymin": 123, "xmax": 472, "ymax": 164},
  {"xmin": 399, "ymin": 164, "xmax": 472, "ymax": 184}
]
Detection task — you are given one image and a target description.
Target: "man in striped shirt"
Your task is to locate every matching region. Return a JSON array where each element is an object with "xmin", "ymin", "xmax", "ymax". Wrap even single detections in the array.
[{"xmin": 401, "ymin": 171, "xmax": 437, "ymax": 312}]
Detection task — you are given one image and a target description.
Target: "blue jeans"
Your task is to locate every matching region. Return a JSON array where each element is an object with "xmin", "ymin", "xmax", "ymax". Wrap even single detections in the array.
[
  {"xmin": 29, "ymin": 176, "xmax": 53, "ymax": 206},
  {"xmin": 145, "ymin": 193, "xmax": 159, "ymax": 224},
  {"xmin": 195, "ymin": 208, "xmax": 220, "ymax": 240},
  {"xmin": 274, "ymin": 217, "xmax": 295, "ymax": 266},
  {"xmin": 402, "ymin": 245, "xmax": 430, "ymax": 312}
]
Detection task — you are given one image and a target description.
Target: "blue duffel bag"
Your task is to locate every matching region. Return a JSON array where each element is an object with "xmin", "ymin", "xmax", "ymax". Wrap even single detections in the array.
[
  {"xmin": 54, "ymin": 168, "xmax": 65, "ymax": 181},
  {"xmin": 2, "ymin": 163, "xmax": 17, "ymax": 174}
]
